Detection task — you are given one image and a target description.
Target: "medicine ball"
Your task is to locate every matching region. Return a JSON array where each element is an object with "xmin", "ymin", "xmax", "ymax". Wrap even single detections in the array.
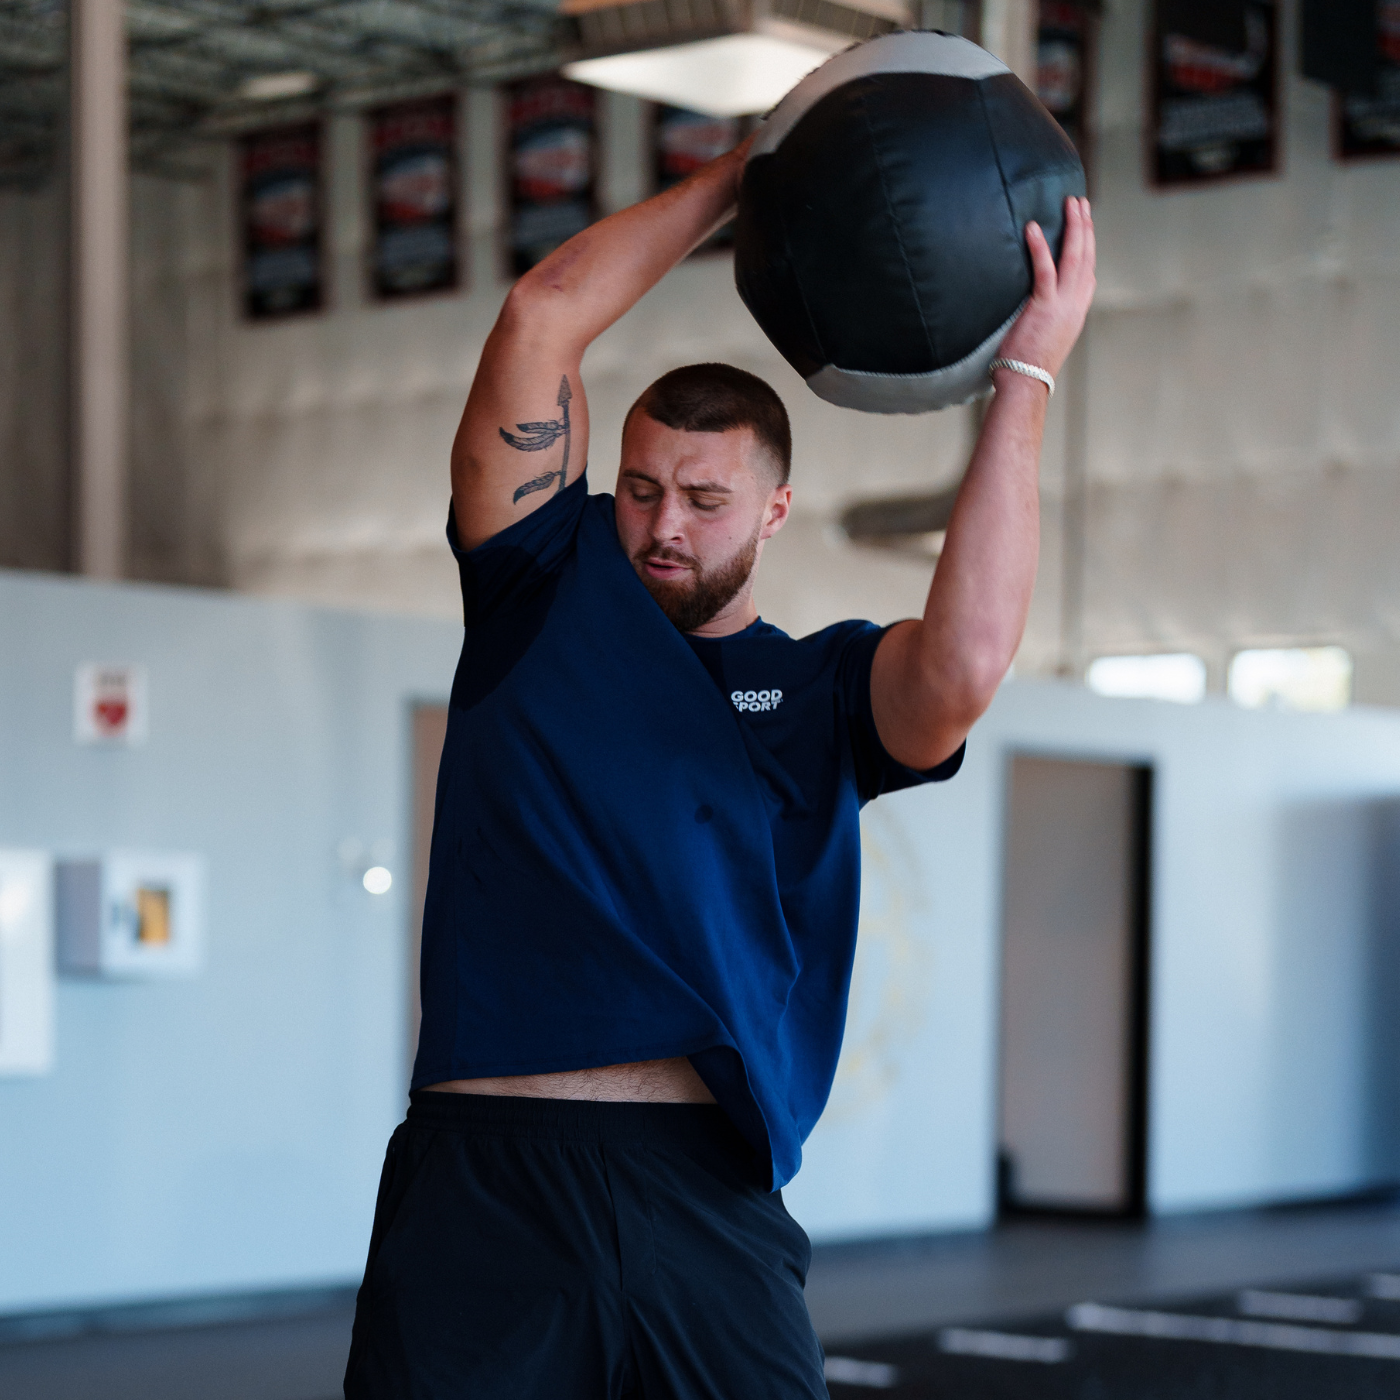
[{"xmin": 734, "ymin": 31, "xmax": 1085, "ymax": 414}]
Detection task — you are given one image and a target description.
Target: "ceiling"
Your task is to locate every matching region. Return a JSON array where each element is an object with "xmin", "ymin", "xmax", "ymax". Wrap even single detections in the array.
[{"xmin": 0, "ymin": 0, "xmax": 568, "ymax": 185}]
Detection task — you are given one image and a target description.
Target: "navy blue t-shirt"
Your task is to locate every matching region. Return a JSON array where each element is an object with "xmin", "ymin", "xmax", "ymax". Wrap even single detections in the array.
[{"xmin": 412, "ymin": 474, "xmax": 962, "ymax": 1187}]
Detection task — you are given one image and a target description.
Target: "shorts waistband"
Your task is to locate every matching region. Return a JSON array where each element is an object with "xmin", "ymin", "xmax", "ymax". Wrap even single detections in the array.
[{"xmin": 406, "ymin": 1090, "xmax": 751, "ymax": 1155}]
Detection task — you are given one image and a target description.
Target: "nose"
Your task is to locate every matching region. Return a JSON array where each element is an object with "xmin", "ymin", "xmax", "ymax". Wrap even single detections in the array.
[{"xmin": 650, "ymin": 490, "xmax": 688, "ymax": 545}]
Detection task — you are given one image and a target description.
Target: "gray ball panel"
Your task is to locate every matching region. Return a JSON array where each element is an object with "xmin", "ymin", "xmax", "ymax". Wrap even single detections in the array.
[
  {"xmin": 804, "ymin": 302, "xmax": 1025, "ymax": 413},
  {"xmin": 749, "ymin": 32, "xmax": 1009, "ymax": 160}
]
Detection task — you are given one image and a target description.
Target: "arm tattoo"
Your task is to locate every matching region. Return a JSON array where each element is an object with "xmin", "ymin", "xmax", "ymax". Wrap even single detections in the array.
[{"xmin": 502, "ymin": 376, "xmax": 574, "ymax": 504}]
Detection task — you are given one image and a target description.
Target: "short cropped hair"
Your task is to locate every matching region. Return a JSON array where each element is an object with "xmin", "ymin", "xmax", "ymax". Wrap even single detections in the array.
[{"xmin": 626, "ymin": 363, "xmax": 792, "ymax": 485}]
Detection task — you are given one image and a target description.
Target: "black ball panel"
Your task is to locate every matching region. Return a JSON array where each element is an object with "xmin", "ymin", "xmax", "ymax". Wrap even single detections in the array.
[
  {"xmin": 980, "ymin": 73, "xmax": 1086, "ymax": 268},
  {"xmin": 769, "ymin": 78, "xmax": 954, "ymax": 376},
  {"xmin": 979, "ymin": 72, "xmax": 1083, "ymax": 191},
  {"xmin": 734, "ymin": 155, "xmax": 824, "ymax": 380},
  {"xmin": 854, "ymin": 71, "xmax": 1029, "ymax": 368}
]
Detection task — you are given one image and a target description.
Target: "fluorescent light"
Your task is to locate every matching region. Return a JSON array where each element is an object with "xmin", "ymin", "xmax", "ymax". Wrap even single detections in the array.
[
  {"xmin": 564, "ymin": 32, "xmax": 842, "ymax": 117},
  {"xmin": 240, "ymin": 71, "xmax": 319, "ymax": 102},
  {"xmin": 1086, "ymin": 653, "xmax": 1207, "ymax": 704}
]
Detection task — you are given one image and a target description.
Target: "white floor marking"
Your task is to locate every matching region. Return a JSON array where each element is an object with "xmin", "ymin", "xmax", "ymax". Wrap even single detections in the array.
[
  {"xmin": 938, "ymin": 1328, "xmax": 1073, "ymax": 1363},
  {"xmin": 1067, "ymin": 1302, "xmax": 1400, "ymax": 1360},
  {"xmin": 1236, "ymin": 1289, "xmax": 1364, "ymax": 1325},
  {"xmin": 823, "ymin": 1356, "xmax": 900, "ymax": 1388}
]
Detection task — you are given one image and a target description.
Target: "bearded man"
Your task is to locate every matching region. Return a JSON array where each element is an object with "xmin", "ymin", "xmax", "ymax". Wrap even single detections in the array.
[{"xmin": 345, "ymin": 132, "xmax": 1095, "ymax": 1400}]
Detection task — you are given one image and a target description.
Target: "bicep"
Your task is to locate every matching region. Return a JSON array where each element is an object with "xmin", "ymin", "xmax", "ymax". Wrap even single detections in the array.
[
  {"xmin": 450, "ymin": 291, "xmax": 591, "ymax": 551},
  {"xmin": 869, "ymin": 620, "xmax": 974, "ymax": 772}
]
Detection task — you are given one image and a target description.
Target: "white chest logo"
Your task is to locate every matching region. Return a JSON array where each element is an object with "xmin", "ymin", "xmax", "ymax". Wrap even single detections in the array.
[{"xmin": 731, "ymin": 688, "xmax": 783, "ymax": 713}]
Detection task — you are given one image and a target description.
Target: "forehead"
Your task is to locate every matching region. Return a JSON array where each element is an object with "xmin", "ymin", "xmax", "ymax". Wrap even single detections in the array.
[{"xmin": 620, "ymin": 414, "xmax": 759, "ymax": 488}]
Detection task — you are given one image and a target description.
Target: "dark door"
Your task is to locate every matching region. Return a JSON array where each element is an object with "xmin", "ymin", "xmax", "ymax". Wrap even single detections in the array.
[
  {"xmin": 408, "ymin": 704, "xmax": 449, "ymax": 1075},
  {"xmin": 997, "ymin": 754, "xmax": 1152, "ymax": 1217}
]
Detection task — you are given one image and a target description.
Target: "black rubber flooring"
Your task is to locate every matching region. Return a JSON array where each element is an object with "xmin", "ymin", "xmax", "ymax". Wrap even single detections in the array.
[
  {"xmin": 3, "ymin": 1199, "xmax": 1399, "ymax": 1399},
  {"xmin": 822, "ymin": 1268, "xmax": 1400, "ymax": 1398}
]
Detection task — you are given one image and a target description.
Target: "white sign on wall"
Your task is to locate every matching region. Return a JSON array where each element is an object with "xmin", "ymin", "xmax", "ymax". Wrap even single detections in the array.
[
  {"xmin": 74, "ymin": 664, "xmax": 148, "ymax": 745},
  {"xmin": 0, "ymin": 850, "xmax": 55, "ymax": 1075}
]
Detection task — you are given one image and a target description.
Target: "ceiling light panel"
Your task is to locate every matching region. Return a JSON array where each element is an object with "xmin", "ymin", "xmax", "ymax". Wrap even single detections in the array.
[{"xmin": 565, "ymin": 31, "xmax": 840, "ymax": 116}]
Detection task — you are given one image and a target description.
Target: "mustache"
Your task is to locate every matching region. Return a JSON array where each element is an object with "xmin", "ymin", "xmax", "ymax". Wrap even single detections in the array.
[{"xmin": 634, "ymin": 544, "xmax": 700, "ymax": 572}]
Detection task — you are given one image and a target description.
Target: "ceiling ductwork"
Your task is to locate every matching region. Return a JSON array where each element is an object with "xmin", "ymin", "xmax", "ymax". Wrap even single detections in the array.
[
  {"xmin": 0, "ymin": 0, "xmax": 571, "ymax": 184},
  {"xmin": 0, "ymin": 0, "xmax": 984, "ymax": 183},
  {"xmin": 839, "ymin": 484, "xmax": 961, "ymax": 560}
]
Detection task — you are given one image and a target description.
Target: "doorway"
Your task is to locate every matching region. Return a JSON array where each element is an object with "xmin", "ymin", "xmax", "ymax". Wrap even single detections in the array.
[
  {"xmin": 408, "ymin": 704, "xmax": 449, "ymax": 1075},
  {"xmin": 997, "ymin": 754, "xmax": 1152, "ymax": 1218}
]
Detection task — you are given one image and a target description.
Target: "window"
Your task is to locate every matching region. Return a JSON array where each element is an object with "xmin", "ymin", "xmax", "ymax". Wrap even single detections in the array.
[
  {"xmin": 1227, "ymin": 647, "xmax": 1352, "ymax": 713},
  {"xmin": 1086, "ymin": 654, "xmax": 1207, "ymax": 704}
]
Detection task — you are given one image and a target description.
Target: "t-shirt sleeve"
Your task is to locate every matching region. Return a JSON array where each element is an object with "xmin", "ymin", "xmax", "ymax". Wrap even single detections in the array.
[
  {"xmin": 839, "ymin": 621, "xmax": 966, "ymax": 803},
  {"xmin": 448, "ymin": 472, "xmax": 589, "ymax": 620}
]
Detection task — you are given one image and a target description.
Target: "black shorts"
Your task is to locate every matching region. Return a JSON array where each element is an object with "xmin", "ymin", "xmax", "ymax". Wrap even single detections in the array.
[{"xmin": 343, "ymin": 1091, "xmax": 827, "ymax": 1400}]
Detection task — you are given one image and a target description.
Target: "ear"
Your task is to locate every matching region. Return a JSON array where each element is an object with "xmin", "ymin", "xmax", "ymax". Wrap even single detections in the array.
[{"xmin": 761, "ymin": 484, "xmax": 792, "ymax": 541}]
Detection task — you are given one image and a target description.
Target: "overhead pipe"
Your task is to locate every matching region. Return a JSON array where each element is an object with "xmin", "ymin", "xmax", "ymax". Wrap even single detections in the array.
[{"xmin": 70, "ymin": 0, "xmax": 129, "ymax": 579}]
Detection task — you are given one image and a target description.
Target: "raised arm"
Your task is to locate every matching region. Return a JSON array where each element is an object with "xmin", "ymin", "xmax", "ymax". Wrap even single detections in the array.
[
  {"xmin": 870, "ymin": 197, "xmax": 1097, "ymax": 769},
  {"xmin": 451, "ymin": 140, "xmax": 751, "ymax": 551}
]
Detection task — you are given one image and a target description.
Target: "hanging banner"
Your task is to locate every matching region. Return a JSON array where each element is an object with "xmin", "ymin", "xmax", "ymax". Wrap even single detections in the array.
[
  {"xmin": 652, "ymin": 106, "xmax": 747, "ymax": 255},
  {"xmin": 240, "ymin": 123, "xmax": 324, "ymax": 319},
  {"xmin": 369, "ymin": 95, "xmax": 460, "ymax": 299},
  {"xmin": 505, "ymin": 75, "xmax": 597, "ymax": 277},
  {"xmin": 1150, "ymin": 0, "xmax": 1279, "ymax": 187},
  {"xmin": 1337, "ymin": 1, "xmax": 1400, "ymax": 160},
  {"xmin": 1037, "ymin": 2, "xmax": 1095, "ymax": 165}
]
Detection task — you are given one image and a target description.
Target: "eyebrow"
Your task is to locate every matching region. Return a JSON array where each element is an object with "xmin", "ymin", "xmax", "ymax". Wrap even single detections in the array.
[{"xmin": 620, "ymin": 470, "xmax": 733, "ymax": 495}]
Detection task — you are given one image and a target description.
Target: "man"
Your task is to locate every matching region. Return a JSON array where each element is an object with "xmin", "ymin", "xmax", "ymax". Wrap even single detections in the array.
[{"xmin": 345, "ymin": 132, "xmax": 1095, "ymax": 1399}]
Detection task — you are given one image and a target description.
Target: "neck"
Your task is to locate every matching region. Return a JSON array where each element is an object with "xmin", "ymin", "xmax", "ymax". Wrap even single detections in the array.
[{"xmin": 688, "ymin": 590, "xmax": 759, "ymax": 638}]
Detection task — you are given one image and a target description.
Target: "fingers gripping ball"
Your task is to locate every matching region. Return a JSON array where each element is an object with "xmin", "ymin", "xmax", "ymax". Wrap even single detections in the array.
[{"xmin": 734, "ymin": 31, "xmax": 1086, "ymax": 414}]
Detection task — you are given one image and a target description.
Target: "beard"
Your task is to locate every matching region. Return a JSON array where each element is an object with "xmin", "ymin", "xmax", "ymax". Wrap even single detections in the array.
[{"xmin": 633, "ymin": 525, "xmax": 761, "ymax": 633}]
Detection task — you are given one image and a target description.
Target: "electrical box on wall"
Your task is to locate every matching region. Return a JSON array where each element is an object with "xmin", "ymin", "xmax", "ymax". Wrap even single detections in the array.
[
  {"xmin": 0, "ymin": 850, "xmax": 56, "ymax": 1075},
  {"xmin": 56, "ymin": 852, "xmax": 205, "ymax": 979}
]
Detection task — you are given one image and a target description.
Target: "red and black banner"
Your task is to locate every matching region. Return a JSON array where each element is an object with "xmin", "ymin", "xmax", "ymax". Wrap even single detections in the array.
[
  {"xmin": 505, "ymin": 76, "xmax": 598, "ymax": 277},
  {"xmin": 369, "ymin": 95, "xmax": 460, "ymax": 299},
  {"xmin": 1337, "ymin": 1, "xmax": 1400, "ymax": 160},
  {"xmin": 652, "ymin": 106, "xmax": 748, "ymax": 255},
  {"xmin": 1037, "ymin": 1, "xmax": 1096, "ymax": 166},
  {"xmin": 239, "ymin": 123, "xmax": 324, "ymax": 319},
  {"xmin": 1149, "ymin": 0, "xmax": 1279, "ymax": 187}
]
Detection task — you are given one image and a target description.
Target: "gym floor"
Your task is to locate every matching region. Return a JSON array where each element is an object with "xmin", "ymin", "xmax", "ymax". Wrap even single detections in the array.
[{"xmin": 3, "ymin": 1197, "xmax": 1398, "ymax": 1400}]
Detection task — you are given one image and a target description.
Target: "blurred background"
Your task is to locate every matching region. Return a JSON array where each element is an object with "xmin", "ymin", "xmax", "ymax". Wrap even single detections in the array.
[{"xmin": 3, "ymin": 2, "xmax": 1400, "ymax": 1397}]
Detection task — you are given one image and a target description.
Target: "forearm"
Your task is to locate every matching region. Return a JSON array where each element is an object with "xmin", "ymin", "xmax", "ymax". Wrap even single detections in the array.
[
  {"xmin": 918, "ymin": 373, "xmax": 1045, "ymax": 704},
  {"xmin": 871, "ymin": 375, "xmax": 1045, "ymax": 768},
  {"xmin": 869, "ymin": 198, "xmax": 1093, "ymax": 768},
  {"xmin": 508, "ymin": 144, "xmax": 746, "ymax": 351}
]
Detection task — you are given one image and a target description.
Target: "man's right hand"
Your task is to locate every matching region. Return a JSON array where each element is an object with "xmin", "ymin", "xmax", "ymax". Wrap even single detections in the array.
[{"xmin": 450, "ymin": 142, "xmax": 750, "ymax": 552}]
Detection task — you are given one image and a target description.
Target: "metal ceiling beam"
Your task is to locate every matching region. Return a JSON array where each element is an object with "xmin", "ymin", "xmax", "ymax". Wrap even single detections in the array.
[{"xmin": 0, "ymin": 0, "xmax": 569, "ymax": 183}]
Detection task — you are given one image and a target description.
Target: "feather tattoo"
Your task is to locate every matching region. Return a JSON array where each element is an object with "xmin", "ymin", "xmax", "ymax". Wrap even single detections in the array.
[{"xmin": 503, "ymin": 377, "xmax": 573, "ymax": 503}]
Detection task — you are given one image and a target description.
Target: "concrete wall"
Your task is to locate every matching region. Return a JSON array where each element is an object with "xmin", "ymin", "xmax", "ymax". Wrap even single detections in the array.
[
  {"xmin": 6, "ymin": 2, "xmax": 1400, "ymax": 692},
  {"xmin": 0, "ymin": 179, "xmax": 69, "ymax": 573},
  {"xmin": 132, "ymin": 90, "xmax": 960, "ymax": 640},
  {"xmin": 100, "ymin": 0, "xmax": 1400, "ymax": 693}
]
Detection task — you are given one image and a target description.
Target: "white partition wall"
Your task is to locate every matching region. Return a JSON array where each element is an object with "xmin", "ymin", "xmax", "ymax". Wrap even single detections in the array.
[
  {"xmin": 4, "ymin": 563, "xmax": 1400, "ymax": 1298},
  {"xmin": 789, "ymin": 680, "xmax": 1400, "ymax": 1241},
  {"xmin": 0, "ymin": 568, "xmax": 460, "ymax": 1314}
]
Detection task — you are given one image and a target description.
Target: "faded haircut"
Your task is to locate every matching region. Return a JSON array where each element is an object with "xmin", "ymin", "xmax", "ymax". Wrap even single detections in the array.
[{"xmin": 625, "ymin": 363, "xmax": 792, "ymax": 485}]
